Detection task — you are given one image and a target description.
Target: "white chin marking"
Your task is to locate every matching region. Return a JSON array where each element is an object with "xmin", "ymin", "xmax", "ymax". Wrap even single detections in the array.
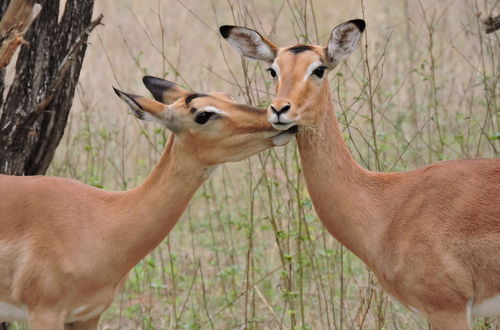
[
  {"xmin": 272, "ymin": 122, "xmax": 296, "ymax": 131},
  {"xmin": 472, "ymin": 294, "xmax": 500, "ymax": 317},
  {"xmin": 272, "ymin": 132, "xmax": 293, "ymax": 146}
]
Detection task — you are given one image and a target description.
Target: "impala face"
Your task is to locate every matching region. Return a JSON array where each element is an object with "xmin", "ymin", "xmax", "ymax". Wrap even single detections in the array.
[
  {"xmin": 114, "ymin": 76, "xmax": 296, "ymax": 165},
  {"xmin": 220, "ymin": 20, "xmax": 365, "ymax": 130}
]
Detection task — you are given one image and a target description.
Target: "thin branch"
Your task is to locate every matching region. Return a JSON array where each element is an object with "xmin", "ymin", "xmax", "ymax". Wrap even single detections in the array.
[
  {"xmin": 0, "ymin": 0, "xmax": 41, "ymax": 69},
  {"xmin": 34, "ymin": 14, "xmax": 104, "ymax": 114}
]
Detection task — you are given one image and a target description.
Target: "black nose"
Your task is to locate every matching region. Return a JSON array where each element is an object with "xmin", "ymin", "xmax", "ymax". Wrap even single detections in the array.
[{"xmin": 271, "ymin": 104, "xmax": 291, "ymax": 115}]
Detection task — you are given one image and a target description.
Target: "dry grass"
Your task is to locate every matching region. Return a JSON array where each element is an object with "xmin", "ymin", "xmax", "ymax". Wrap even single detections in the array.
[{"xmin": 13, "ymin": 0, "xmax": 500, "ymax": 328}]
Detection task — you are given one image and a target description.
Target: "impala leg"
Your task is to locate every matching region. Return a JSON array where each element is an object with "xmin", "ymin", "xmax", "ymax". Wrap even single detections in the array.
[
  {"xmin": 28, "ymin": 310, "xmax": 65, "ymax": 330},
  {"xmin": 65, "ymin": 315, "xmax": 101, "ymax": 330},
  {"xmin": 428, "ymin": 311, "xmax": 470, "ymax": 330}
]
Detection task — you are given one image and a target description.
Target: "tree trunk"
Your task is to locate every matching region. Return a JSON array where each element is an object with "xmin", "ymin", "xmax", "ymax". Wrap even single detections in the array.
[
  {"xmin": 0, "ymin": 0, "xmax": 100, "ymax": 325},
  {"xmin": 0, "ymin": 0, "xmax": 101, "ymax": 176}
]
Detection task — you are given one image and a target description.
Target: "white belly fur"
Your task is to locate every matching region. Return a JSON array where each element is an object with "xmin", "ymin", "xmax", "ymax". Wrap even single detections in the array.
[
  {"xmin": 472, "ymin": 294, "xmax": 500, "ymax": 317},
  {"xmin": 0, "ymin": 302, "xmax": 27, "ymax": 321},
  {"xmin": 0, "ymin": 301, "xmax": 107, "ymax": 323},
  {"xmin": 67, "ymin": 304, "xmax": 107, "ymax": 323}
]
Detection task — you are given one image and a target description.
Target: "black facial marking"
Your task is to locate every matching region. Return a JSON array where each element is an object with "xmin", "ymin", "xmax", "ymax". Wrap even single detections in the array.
[
  {"xmin": 312, "ymin": 66, "xmax": 327, "ymax": 78},
  {"xmin": 267, "ymin": 68, "xmax": 277, "ymax": 79},
  {"xmin": 194, "ymin": 111, "xmax": 215, "ymax": 125},
  {"xmin": 287, "ymin": 45, "xmax": 314, "ymax": 54},
  {"xmin": 185, "ymin": 93, "xmax": 208, "ymax": 105},
  {"xmin": 190, "ymin": 107, "xmax": 197, "ymax": 114}
]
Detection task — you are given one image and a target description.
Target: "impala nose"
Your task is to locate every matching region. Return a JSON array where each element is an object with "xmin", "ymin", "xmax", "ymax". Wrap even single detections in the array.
[
  {"xmin": 270, "ymin": 103, "xmax": 291, "ymax": 116},
  {"xmin": 269, "ymin": 101, "xmax": 296, "ymax": 130}
]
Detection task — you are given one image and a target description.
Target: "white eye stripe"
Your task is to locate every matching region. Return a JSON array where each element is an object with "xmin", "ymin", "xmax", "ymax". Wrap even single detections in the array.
[
  {"xmin": 201, "ymin": 106, "xmax": 228, "ymax": 116},
  {"xmin": 304, "ymin": 61, "xmax": 325, "ymax": 81}
]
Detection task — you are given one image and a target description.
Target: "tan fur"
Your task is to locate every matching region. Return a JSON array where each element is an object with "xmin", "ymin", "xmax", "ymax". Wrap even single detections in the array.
[
  {"xmin": 222, "ymin": 22, "xmax": 500, "ymax": 329},
  {"xmin": 0, "ymin": 86, "xmax": 291, "ymax": 328},
  {"xmin": 135, "ymin": 96, "xmax": 166, "ymax": 113}
]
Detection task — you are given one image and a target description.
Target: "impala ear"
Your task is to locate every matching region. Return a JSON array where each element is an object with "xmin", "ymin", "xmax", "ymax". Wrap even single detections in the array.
[
  {"xmin": 325, "ymin": 19, "xmax": 365, "ymax": 69},
  {"xmin": 142, "ymin": 76, "xmax": 189, "ymax": 104},
  {"xmin": 219, "ymin": 25, "xmax": 278, "ymax": 63},
  {"xmin": 113, "ymin": 87, "xmax": 182, "ymax": 133}
]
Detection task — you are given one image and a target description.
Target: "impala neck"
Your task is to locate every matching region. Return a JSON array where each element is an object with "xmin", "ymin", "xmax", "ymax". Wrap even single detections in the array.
[
  {"xmin": 296, "ymin": 84, "xmax": 385, "ymax": 266},
  {"xmin": 110, "ymin": 136, "xmax": 207, "ymax": 276}
]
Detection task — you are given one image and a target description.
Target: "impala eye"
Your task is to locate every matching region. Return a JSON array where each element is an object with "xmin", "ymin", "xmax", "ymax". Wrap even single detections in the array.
[
  {"xmin": 267, "ymin": 68, "xmax": 277, "ymax": 79},
  {"xmin": 194, "ymin": 111, "xmax": 215, "ymax": 125},
  {"xmin": 312, "ymin": 66, "xmax": 327, "ymax": 78}
]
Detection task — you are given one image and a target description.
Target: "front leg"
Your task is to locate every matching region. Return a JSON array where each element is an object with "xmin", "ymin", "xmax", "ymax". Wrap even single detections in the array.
[
  {"xmin": 28, "ymin": 309, "xmax": 65, "ymax": 330},
  {"xmin": 65, "ymin": 315, "xmax": 101, "ymax": 330}
]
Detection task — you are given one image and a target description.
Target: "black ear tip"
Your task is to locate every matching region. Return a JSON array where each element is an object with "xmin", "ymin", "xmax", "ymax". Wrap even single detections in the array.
[
  {"xmin": 142, "ymin": 75, "xmax": 165, "ymax": 86},
  {"xmin": 142, "ymin": 75, "xmax": 176, "ymax": 89},
  {"xmin": 219, "ymin": 25, "xmax": 234, "ymax": 38},
  {"xmin": 349, "ymin": 19, "xmax": 366, "ymax": 32},
  {"xmin": 113, "ymin": 86, "xmax": 131, "ymax": 99},
  {"xmin": 142, "ymin": 76, "xmax": 153, "ymax": 85},
  {"xmin": 112, "ymin": 86, "xmax": 121, "ymax": 96},
  {"xmin": 142, "ymin": 75, "xmax": 176, "ymax": 102},
  {"xmin": 113, "ymin": 87, "xmax": 138, "ymax": 101}
]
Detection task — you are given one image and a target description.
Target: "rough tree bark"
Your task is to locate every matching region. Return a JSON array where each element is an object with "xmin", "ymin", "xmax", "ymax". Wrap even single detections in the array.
[
  {"xmin": 0, "ymin": 2, "xmax": 100, "ymax": 327},
  {"xmin": 0, "ymin": 0, "xmax": 102, "ymax": 176}
]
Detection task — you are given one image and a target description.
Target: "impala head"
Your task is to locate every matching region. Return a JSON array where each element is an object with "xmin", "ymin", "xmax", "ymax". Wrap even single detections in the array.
[
  {"xmin": 220, "ymin": 19, "xmax": 365, "ymax": 130},
  {"xmin": 113, "ymin": 76, "xmax": 296, "ymax": 165}
]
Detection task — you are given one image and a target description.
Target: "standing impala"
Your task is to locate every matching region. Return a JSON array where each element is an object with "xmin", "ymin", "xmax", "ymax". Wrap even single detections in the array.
[
  {"xmin": 220, "ymin": 20, "xmax": 500, "ymax": 328},
  {"xmin": 0, "ymin": 76, "xmax": 296, "ymax": 329}
]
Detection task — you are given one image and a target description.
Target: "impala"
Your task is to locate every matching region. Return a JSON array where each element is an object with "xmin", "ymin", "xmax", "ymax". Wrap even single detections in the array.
[
  {"xmin": 0, "ymin": 76, "xmax": 296, "ymax": 329},
  {"xmin": 220, "ymin": 19, "xmax": 500, "ymax": 328}
]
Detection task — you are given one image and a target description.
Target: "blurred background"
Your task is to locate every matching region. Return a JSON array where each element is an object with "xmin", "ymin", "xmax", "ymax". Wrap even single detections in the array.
[{"xmin": 21, "ymin": 0, "xmax": 498, "ymax": 328}]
